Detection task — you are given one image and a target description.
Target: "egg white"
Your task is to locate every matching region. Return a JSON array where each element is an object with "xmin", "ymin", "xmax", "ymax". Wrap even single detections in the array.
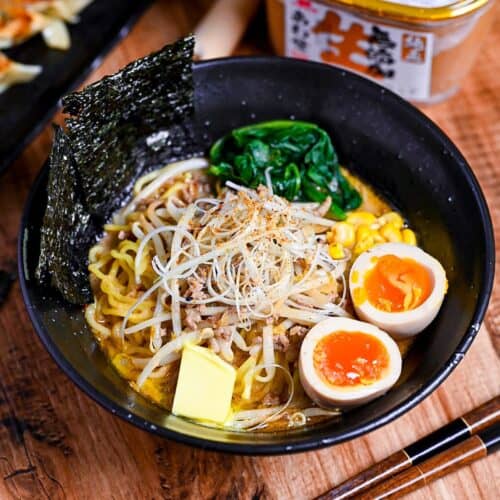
[
  {"xmin": 349, "ymin": 242, "xmax": 447, "ymax": 338},
  {"xmin": 299, "ymin": 318, "xmax": 402, "ymax": 409}
]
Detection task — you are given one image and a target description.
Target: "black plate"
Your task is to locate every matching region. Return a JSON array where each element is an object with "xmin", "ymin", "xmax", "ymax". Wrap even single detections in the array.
[
  {"xmin": 0, "ymin": 0, "xmax": 151, "ymax": 175},
  {"xmin": 18, "ymin": 57, "xmax": 495, "ymax": 455}
]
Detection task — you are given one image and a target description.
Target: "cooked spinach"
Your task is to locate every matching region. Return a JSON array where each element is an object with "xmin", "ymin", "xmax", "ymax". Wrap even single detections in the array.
[{"xmin": 209, "ymin": 120, "xmax": 361, "ymax": 219}]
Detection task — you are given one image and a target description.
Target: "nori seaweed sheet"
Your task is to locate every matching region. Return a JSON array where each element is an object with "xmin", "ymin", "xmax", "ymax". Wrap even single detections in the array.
[
  {"xmin": 36, "ymin": 126, "xmax": 95, "ymax": 304},
  {"xmin": 63, "ymin": 35, "xmax": 196, "ymax": 216},
  {"xmin": 36, "ymin": 36, "xmax": 197, "ymax": 304}
]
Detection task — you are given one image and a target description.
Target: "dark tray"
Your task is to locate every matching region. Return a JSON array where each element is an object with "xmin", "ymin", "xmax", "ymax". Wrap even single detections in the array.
[{"xmin": 0, "ymin": 0, "xmax": 152, "ymax": 174}]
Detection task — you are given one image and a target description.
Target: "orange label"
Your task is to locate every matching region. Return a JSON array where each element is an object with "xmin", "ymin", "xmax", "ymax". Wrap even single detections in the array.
[
  {"xmin": 402, "ymin": 34, "xmax": 427, "ymax": 64},
  {"xmin": 313, "ymin": 11, "xmax": 374, "ymax": 77},
  {"xmin": 285, "ymin": 0, "xmax": 434, "ymax": 100}
]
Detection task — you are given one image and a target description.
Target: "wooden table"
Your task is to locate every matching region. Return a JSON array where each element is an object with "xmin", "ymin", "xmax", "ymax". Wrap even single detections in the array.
[{"xmin": 0, "ymin": 1, "xmax": 498, "ymax": 498}]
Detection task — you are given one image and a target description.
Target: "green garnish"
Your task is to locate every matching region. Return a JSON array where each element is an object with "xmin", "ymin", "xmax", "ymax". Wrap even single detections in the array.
[{"xmin": 208, "ymin": 120, "xmax": 361, "ymax": 220}]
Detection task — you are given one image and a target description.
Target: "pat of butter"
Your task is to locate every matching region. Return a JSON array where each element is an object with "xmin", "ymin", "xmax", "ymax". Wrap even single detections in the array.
[{"xmin": 172, "ymin": 343, "xmax": 236, "ymax": 424}]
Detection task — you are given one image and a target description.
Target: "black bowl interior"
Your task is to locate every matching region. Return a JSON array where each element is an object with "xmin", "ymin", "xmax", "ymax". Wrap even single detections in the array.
[{"xmin": 19, "ymin": 57, "xmax": 494, "ymax": 454}]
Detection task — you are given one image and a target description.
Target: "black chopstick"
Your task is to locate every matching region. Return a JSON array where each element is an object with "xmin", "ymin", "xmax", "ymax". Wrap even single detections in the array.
[
  {"xmin": 317, "ymin": 395, "xmax": 500, "ymax": 499},
  {"xmin": 357, "ymin": 422, "xmax": 500, "ymax": 499}
]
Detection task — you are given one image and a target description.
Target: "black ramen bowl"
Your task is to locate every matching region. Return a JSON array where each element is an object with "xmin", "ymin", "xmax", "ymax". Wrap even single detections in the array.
[{"xmin": 19, "ymin": 57, "xmax": 495, "ymax": 455}]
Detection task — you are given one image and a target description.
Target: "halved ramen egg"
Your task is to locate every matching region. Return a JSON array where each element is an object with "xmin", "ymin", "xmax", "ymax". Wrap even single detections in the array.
[
  {"xmin": 349, "ymin": 242, "xmax": 447, "ymax": 338},
  {"xmin": 299, "ymin": 318, "xmax": 402, "ymax": 409}
]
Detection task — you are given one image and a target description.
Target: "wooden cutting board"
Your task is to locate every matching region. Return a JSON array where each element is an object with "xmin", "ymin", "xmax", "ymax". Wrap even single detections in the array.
[{"xmin": 0, "ymin": 1, "xmax": 498, "ymax": 498}]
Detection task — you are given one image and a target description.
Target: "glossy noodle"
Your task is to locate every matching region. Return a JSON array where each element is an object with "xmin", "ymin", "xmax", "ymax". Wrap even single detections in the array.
[{"xmin": 86, "ymin": 155, "xmax": 420, "ymax": 431}]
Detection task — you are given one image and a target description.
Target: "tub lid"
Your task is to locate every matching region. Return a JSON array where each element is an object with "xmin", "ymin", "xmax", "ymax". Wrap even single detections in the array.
[{"xmin": 323, "ymin": 0, "xmax": 489, "ymax": 20}]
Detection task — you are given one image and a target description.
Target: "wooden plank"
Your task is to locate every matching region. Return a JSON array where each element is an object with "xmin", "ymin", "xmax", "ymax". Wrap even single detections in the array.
[{"xmin": 0, "ymin": 1, "xmax": 498, "ymax": 499}]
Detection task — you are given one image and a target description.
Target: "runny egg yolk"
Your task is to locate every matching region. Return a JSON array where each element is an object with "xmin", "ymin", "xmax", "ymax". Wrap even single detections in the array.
[
  {"xmin": 364, "ymin": 254, "xmax": 433, "ymax": 312},
  {"xmin": 313, "ymin": 331, "xmax": 389, "ymax": 387}
]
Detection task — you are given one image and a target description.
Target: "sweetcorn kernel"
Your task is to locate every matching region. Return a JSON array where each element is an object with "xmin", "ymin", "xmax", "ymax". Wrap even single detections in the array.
[
  {"xmin": 354, "ymin": 237, "xmax": 375, "ymax": 255},
  {"xmin": 402, "ymin": 229, "xmax": 417, "ymax": 245},
  {"xmin": 346, "ymin": 211, "xmax": 377, "ymax": 226},
  {"xmin": 329, "ymin": 243, "xmax": 345, "ymax": 260},
  {"xmin": 356, "ymin": 224, "xmax": 377, "ymax": 242},
  {"xmin": 331, "ymin": 222, "xmax": 355, "ymax": 248},
  {"xmin": 330, "ymin": 209, "xmax": 415, "ymax": 258},
  {"xmin": 378, "ymin": 211, "xmax": 404, "ymax": 229},
  {"xmin": 380, "ymin": 223, "xmax": 403, "ymax": 242}
]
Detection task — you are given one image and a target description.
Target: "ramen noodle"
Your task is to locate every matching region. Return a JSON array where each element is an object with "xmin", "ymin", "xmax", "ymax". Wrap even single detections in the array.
[{"xmin": 85, "ymin": 155, "xmax": 422, "ymax": 431}]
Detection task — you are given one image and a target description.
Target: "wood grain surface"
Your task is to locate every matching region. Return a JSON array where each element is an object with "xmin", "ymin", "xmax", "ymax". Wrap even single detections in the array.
[{"xmin": 0, "ymin": 1, "xmax": 499, "ymax": 499}]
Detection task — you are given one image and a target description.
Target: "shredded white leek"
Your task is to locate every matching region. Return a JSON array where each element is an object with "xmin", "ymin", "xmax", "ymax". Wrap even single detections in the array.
[
  {"xmin": 231, "ymin": 364, "xmax": 294, "ymax": 431},
  {"xmin": 124, "ymin": 312, "xmax": 172, "ymax": 335},
  {"xmin": 255, "ymin": 325, "xmax": 275, "ymax": 382},
  {"xmin": 119, "ymin": 158, "xmax": 209, "ymax": 223},
  {"xmin": 90, "ymin": 158, "xmax": 355, "ymax": 430},
  {"xmin": 137, "ymin": 328, "xmax": 214, "ymax": 387}
]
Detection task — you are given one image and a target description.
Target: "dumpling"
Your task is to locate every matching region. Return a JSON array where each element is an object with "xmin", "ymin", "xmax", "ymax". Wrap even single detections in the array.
[
  {"xmin": 0, "ymin": 51, "xmax": 41, "ymax": 94},
  {"xmin": 0, "ymin": 0, "xmax": 93, "ymax": 92},
  {"xmin": 0, "ymin": 0, "xmax": 93, "ymax": 50},
  {"xmin": 0, "ymin": 5, "xmax": 48, "ymax": 48}
]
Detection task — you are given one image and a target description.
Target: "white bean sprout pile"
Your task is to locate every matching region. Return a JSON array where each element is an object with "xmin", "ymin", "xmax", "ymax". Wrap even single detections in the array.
[{"xmin": 88, "ymin": 159, "xmax": 346, "ymax": 430}]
